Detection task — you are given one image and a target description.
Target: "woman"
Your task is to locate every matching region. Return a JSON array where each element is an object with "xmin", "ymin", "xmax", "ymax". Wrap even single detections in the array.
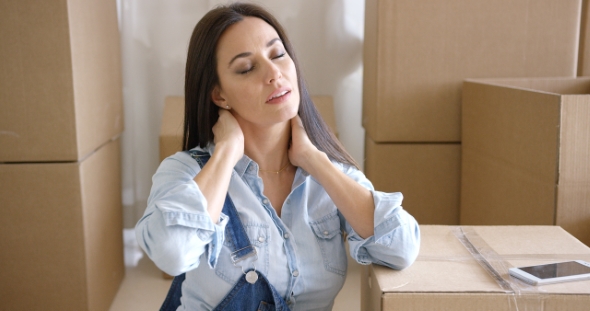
[{"xmin": 136, "ymin": 3, "xmax": 420, "ymax": 310}]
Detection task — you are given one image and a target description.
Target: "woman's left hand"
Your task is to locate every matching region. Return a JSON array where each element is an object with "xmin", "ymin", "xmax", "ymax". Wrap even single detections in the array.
[
  {"xmin": 289, "ymin": 115, "xmax": 375, "ymax": 238},
  {"xmin": 288, "ymin": 115, "xmax": 324, "ymax": 173}
]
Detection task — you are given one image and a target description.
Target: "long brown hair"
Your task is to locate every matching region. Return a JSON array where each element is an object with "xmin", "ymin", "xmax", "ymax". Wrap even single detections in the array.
[{"xmin": 183, "ymin": 2, "xmax": 359, "ymax": 169}]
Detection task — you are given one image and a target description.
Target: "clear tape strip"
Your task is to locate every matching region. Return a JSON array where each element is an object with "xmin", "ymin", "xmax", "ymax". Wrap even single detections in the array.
[
  {"xmin": 449, "ymin": 226, "xmax": 585, "ymax": 311},
  {"xmin": 453, "ymin": 226, "xmax": 515, "ymax": 292}
]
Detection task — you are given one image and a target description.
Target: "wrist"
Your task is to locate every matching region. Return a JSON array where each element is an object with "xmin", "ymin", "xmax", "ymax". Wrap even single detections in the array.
[
  {"xmin": 214, "ymin": 141, "xmax": 243, "ymax": 165},
  {"xmin": 304, "ymin": 150, "xmax": 330, "ymax": 176}
]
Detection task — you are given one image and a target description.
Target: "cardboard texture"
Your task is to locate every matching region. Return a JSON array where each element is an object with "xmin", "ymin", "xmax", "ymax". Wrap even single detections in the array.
[
  {"xmin": 310, "ymin": 95, "xmax": 338, "ymax": 138},
  {"xmin": 0, "ymin": 139, "xmax": 124, "ymax": 310},
  {"xmin": 364, "ymin": 137, "xmax": 461, "ymax": 225},
  {"xmin": 361, "ymin": 225, "xmax": 590, "ymax": 311},
  {"xmin": 0, "ymin": 0, "xmax": 123, "ymax": 162},
  {"xmin": 461, "ymin": 78, "xmax": 590, "ymax": 246},
  {"xmin": 363, "ymin": 0, "xmax": 581, "ymax": 142},
  {"xmin": 160, "ymin": 96, "xmax": 185, "ymax": 162},
  {"xmin": 580, "ymin": 0, "xmax": 590, "ymax": 76},
  {"xmin": 159, "ymin": 95, "xmax": 339, "ymax": 161}
]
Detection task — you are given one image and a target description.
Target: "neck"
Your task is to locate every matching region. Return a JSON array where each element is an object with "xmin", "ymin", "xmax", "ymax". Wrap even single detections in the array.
[{"xmin": 241, "ymin": 121, "xmax": 291, "ymax": 171}]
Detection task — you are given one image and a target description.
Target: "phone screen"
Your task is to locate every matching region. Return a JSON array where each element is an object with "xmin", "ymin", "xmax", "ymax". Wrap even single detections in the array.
[{"xmin": 519, "ymin": 261, "xmax": 590, "ymax": 279}]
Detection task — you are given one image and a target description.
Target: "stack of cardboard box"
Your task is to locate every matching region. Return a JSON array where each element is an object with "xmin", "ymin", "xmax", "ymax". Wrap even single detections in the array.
[
  {"xmin": 362, "ymin": 0, "xmax": 582, "ymax": 225},
  {"xmin": 362, "ymin": 1, "xmax": 590, "ymax": 309},
  {"xmin": 0, "ymin": 0, "xmax": 124, "ymax": 310}
]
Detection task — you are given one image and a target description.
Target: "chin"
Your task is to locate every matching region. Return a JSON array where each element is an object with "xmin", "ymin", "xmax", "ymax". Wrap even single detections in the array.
[{"xmin": 286, "ymin": 101, "xmax": 300, "ymax": 119}]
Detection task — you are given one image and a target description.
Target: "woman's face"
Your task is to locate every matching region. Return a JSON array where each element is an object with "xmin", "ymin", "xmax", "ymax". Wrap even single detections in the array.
[{"xmin": 212, "ymin": 17, "xmax": 300, "ymax": 129}]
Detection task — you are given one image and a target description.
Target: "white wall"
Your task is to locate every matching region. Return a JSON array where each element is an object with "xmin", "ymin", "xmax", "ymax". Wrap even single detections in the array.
[{"xmin": 117, "ymin": 0, "xmax": 365, "ymax": 227}]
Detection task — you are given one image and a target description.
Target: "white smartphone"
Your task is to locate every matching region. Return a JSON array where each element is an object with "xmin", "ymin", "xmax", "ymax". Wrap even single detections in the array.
[{"xmin": 508, "ymin": 260, "xmax": 590, "ymax": 285}]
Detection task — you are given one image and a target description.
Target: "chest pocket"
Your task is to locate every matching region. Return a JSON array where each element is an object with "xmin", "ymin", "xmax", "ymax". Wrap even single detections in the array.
[
  {"xmin": 215, "ymin": 223, "xmax": 270, "ymax": 285},
  {"xmin": 309, "ymin": 211, "xmax": 347, "ymax": 276}
]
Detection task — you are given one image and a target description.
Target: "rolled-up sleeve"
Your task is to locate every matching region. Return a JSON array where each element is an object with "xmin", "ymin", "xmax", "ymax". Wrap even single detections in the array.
[
  {"xmin": 339, "ymin": 163, "xmax": 421, "ymax": 270},
  {"xmin": 135, "ymin": 151, "xmax": 227, "ymax": 276}
]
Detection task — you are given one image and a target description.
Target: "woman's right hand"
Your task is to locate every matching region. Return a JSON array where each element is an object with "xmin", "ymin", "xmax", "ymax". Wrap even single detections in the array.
[{"xmin": 212, "ymin": 109, "xmax": 244, "ymax": 165}]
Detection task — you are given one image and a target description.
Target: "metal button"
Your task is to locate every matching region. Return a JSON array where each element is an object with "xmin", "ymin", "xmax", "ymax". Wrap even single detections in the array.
[
  {"xmin": 292, "ymin": 270, "xmax": 299, "ymax": 277},
  {"xmin": 258, "ymin": 236, "xmax": 266, "ymax": 243},
  {"xmin": 246, "ymin": 271, "xmax": 258, "ymax": 284},
  {"xmin": 263, "ymin": 199, "xmax": 269, "ymax": 204},
  {"xmin": 284, "ymin": 233, "xmax": 289, "ymax": 239},
  {"xmin": 323, "ymin": 231, "xmax": 329, "ymax": 236}
]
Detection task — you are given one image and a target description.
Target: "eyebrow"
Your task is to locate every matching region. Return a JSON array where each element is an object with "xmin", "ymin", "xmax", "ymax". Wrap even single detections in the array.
[{"xmin": 227, "ymin": 38, "xmax": 283, "ymax": 67}]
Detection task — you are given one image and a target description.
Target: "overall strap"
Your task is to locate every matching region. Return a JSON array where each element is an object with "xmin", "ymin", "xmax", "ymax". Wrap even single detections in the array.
[
  {"xmin": 159, "ymin": 150, "xmax": 258, "ymax": 311},
  {"xmin": 188, "ymin": 150, "xmax": 257, "ymax": 263},
  {"xmin": 190, "ymin": 151, "xmax": 291, "ymax": 311}
]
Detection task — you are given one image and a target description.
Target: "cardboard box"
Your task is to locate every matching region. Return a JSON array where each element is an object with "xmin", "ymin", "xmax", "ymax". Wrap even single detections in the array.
[
  {"xmin": 0, "ymin": 0, "xmax": 123, "ymax": 162},
  {"xmin": 363, "ymin": 0, "xmax": 581, "ymax": 142},
  {"xmin": 159, "ymin": 95, "xmax": 338, "ymax": 161},
  {"xmin": 580, "ymin": 0, "xmax": 590, "ymax": 76},
  {"xmin": 310, "ymin": 95, "xmax": 338, "ymax": 137},
  {"xmin": 0, "ymin": 138, "xmax": 124, "ymax": 310},
  {"xmin": 160, "ymin": 96, "xmax": 185, "ymax": 162},
  {"xmin": 361, "ymin": 225, "xmax": 590, "ymax": 311},
  {"xmin": 364, "ymin": 137, "xmax": 461, "ymax": 225},
  {"xmin": 460, "ymin": 77, "xmax": 590, "ymax": 246}
]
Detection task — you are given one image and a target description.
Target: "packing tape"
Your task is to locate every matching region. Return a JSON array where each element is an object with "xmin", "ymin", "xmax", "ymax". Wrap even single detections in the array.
[{"xmin": 451, "ymin": 226, "xmax": 590, "ymax": 311}]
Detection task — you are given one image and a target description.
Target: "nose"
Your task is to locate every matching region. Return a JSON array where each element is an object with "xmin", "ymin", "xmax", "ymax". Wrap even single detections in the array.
[{"xmin": 266, "ymin": 61, "xmax": 282, "ymax": 84}]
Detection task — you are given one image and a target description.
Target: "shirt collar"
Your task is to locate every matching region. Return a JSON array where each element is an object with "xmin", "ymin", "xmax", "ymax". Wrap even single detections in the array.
[
  {"xmin": 234, "ymin": 154, "xmax": 256, "ymax": 177},
  {"xmin": 204, "ymin": 143, "xmax": 309, "ymax": 179}
]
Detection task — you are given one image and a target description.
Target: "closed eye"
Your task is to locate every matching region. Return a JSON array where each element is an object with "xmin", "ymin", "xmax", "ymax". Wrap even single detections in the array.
[
  {"xmin": 239, "ymin": 65, "xmax": 255, "ymax": 74},
  {"xmin": 273, "ymin": 53, "xmax": 286, "ymax": 60}
]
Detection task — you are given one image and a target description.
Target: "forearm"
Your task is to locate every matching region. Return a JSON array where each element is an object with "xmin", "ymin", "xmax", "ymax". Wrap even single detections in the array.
[
  {"xmin": 306, "ymin": 151, "xmax": 375, "ymax": 238},
  {"xmin": 347, "ymin": 199, "xmax": 420, "ymax": 270},
  {"xmin": 136, "ymin": 209, "xmax": 213, "ymax": 275},
  {"xmin": 194, "ymin": 142, "xmax": 239, "ymax": 223}
]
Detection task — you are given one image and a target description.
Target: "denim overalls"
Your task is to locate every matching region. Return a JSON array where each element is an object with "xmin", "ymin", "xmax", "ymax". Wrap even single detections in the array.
[{"xmin": 159, "ymin": 151, "xmax": 291, "ymax": 311}]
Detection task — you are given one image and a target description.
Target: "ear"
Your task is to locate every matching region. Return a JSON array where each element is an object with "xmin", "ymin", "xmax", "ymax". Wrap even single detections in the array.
[{"xmin": 211, "ymin": 85, "xmax": 227, "ymax": 108}]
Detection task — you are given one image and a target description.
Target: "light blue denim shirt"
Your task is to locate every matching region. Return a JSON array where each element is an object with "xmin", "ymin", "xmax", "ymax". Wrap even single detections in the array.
[{"xmin": 136, "ymin": 146, "xmax": 420, "ymax": 310}]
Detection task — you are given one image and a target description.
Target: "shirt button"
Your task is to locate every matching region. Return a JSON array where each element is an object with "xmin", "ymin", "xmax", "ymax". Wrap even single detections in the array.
[
  {"xmin": 263, "ymin": 199, "xmax": 269, "ymax": 204},
  {"xmin": 323, "ymin": 231, "xmax": 329, "ymax": 236},
  {"xmin": 258, "ymin": 236, "xmax": 266, "ymax": 243},
  {"xmin": 248, "ymin": 166, "xmax": 253, "ymax": 172},
  {"xmin": 284, "ymin": 233, "xmax": 289, "ymax": 239},
  {"xmin": 286, "ymin": 199, "xmax": 291, "ymax": 204},
  {"xmin": 292, "ymin": 270, "xmax": 299, "ymax": 277}
]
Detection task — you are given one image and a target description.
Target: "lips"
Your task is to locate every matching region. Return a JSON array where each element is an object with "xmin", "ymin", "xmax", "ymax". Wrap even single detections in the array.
[{"xmin": 266, "ymin": 87, "xmax": 291, "ymax": 104}]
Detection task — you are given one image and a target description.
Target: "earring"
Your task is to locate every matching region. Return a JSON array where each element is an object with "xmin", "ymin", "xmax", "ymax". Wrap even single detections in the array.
[{"xmin": 226, "ymin": 105, "xmax": 230, "ymax": 109}]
